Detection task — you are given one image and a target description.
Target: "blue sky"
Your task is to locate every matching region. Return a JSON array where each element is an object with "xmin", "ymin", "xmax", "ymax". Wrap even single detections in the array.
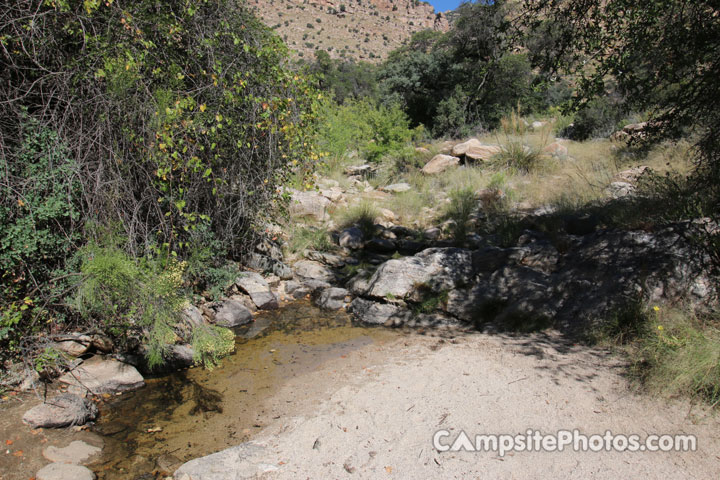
[{"xmin": 427, "ymin": 0, "xmax": 466, "ymax": 13}]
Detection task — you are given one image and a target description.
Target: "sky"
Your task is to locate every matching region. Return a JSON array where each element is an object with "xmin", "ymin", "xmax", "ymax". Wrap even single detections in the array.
[{"xmin": 427, "ymin": 0, "xmax": 466, "ymax": 13}]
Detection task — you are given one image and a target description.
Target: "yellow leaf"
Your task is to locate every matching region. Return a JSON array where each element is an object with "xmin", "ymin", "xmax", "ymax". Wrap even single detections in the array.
[{"xmin": 199, "ymin": 104, "xmax": 206, "ymax": 112}]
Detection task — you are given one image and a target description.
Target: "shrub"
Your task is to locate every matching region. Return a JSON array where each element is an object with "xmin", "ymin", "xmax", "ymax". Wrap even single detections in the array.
[
  {"xmin": 287, "ymin": 226, "xmax": 334, "ymax": 254},
  {"xmin": 496, "ymin": 140, "xmax": 542, "ymax": 173},
  {"xmin": 337, "ymin": 202, "xmax": 380, "ymax": 239}
]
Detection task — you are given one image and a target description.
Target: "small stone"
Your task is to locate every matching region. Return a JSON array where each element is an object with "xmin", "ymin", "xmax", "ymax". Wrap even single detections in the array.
[
  {"xmin": 43, "ymin": 440, "xmax": 101, "ymax": 465},
  {"xmin": 36, "ymin": 463, "xmax": 96, "ymax": 480}
]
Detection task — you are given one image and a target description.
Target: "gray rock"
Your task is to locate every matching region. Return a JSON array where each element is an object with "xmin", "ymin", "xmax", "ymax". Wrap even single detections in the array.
[
  {"xmin": 214, "ymin": 300, "xmax": 253, "ymax": 327},
  {"xmin": 43, "ymin": 440, "xmax": 102, "ymax": 465},
  {"xmin": 59, "ymin": 357, "xmax": 144, "ymax": 395},
  {"xmin": 293, "ymin": 260, "xmax": 335, "ymax": 282},
  {"xmin": 174, "ymin": 442, "xmax": 275, "ymax": 480},
  {"xmin": 182, "ymin": 305, "xmax": 205, "ymax": 327},
  {"xmin": 304, "ymin": 250, "xmax": 346, "ymax": 267},
  {"xmin": 350, "ymin": 298, "xmax": 407, "ymax": 325},
  {"xmin": 282, "ymin": 280, "xmax": 311, "ymax": 299},
  {"xmin": 53, "ymin": 337, "xmax": 91, "ymax": 357},
  {"xmin": 451, "ymin": 139, "xmax": 501, "ymax": 161},
  {"xmin": 607, "ymin": 181, "xmax": 636, "ymax": 199},
  {"xmin": 346, "ymin": 270, "xmax": 372, "ymax": 296},
  {"xmin": 245, "ymin": 252, "xmax": 293, "ymax": 280},
  {"xmin": 289, "ymin": 190, "xmax": 331, "ymax": 222},
  {"xmin": 314, "ymin": 287, "xmax": 350, "ymax": 310},
  {"xmin": 365, "ymin": 248, "xmax": 474, "ymax": 300},
  {"xmin": 23, "ymin": 394, "xmax": 98, "ymax": 428},
  {"xmin": 36, "ymin": 463, "xmax": 95, "ymax": 480},
  {"xmin": 338, "ymin": 227, "xmax": 364, "ymax": 249},
  {"xmin": 236, "ymin": 272, "xmax": 278, "ymax": 310},
  {"xmin": 380, "ymin": 182, "xmax": 412, "ymax": 193},
  {"xmin": 365, "ymin": 237, "xmax": 396, "ymax": 254},
  {"xmin": 344, "ymin": 164, "xmax": 376, "ymax": 177}
]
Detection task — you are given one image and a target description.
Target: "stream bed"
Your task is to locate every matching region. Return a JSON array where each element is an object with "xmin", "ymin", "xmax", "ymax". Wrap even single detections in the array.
[{"xmin": 87, "ymin": 302, "xmax": 399, "ymax": 479}]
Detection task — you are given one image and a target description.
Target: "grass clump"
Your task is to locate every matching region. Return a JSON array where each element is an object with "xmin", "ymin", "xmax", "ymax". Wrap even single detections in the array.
[
  {"xmin": 495, "ymin": 140, "xmax": 543, "ymax": 173},
  {"xmin": 441, "ymin": 188, "xmax": 478, "ymax": 246},
  {"xmin": 336, "ymin": 201, "xmax": 380, "ymax": 238},
  {"xmin": 288, "ymin": 226, "xmax": 334, "ymax": 255}
]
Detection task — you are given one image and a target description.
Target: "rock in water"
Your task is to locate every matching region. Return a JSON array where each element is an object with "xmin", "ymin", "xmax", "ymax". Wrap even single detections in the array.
[
  {"xmin": 314, "ymin": 287, "xmax": 350, "ymax": 310},
  {"xmin": 235, "ymin": 272, "xmax": 278, "ymax": 310},
  {"xmin": 43, "ymin": 440, "xmax": 102, "ymax": 464},
  {"xmin": 174, "ymin": 442, "xmax": 276, "ymax": 480},
  {"xmin": 214, "ymin": 300, "xmax": 253, "ymax": 327},
  {"xmin": 36, "ymin": 463, "xmax": 95, "ymax": 480},
  {"xmin": 23, "ymin": 394, "xmax": 99, "ymax": 428},
  {"xmin": 58, "ymin": 357, "xmax": 144, "ymax": 395}
]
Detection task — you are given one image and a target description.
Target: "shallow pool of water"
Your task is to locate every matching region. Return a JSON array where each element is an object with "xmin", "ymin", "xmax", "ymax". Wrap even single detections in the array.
[{"xmin": 89, "ymin": 302, "xmax": 398, "ymax": 479}]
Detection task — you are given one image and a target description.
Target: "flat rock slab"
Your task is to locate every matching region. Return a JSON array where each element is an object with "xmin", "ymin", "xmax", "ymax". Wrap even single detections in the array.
[
  {"xmin": 236, "ymin": 272, "xmax": 278, "ymax": 310},
  {"xmin": 59, "ymin": 357, "xmax": 144, "ymax": 395},
  {"xmin": 43, "ymin": 440, "xmax": 102, "ymax": 465},
  {"xmin": 36, "ymin": 463, "xmax": 96, "ymax": 480},
  {"xmin": 174, "ymin": 442, "xmax": 276, "ymax": 480},
  {"xmin": 22, "ymin": 393, "xmax": 98, "ymax": 428},
  {"xmin": 380, "ymin": 182, "xmax": 412, "ymax": 193}
]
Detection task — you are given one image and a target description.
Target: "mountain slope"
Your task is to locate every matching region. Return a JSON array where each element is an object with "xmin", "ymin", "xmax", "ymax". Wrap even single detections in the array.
[{"xmin": 249, "ymin": 0, "xmax": 449, "ymax": 62}]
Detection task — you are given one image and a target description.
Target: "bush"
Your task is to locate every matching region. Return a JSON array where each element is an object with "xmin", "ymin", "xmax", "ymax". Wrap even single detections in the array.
[
  {"xmin": 495, "ymin": 140, "xmax": 542, "ymax": 173},
  {"xmin": 316, "ymin": 98, "xmax": 418, "ymax": 164},
  {"xmin": 337, "ymin": 202, "xmax": 380, "ymax": 239}
]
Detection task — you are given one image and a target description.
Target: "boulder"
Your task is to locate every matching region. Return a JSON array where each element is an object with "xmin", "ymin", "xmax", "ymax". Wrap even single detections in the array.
[
  {"xmin": 344, "ymin": 164, "xmax": 376, "ymax": 177},
  {"xmin": 245, "ymin": 252, "xmax": 292, "ymax": 280},
  {"xmin": 235, "ymin": 272, "xmax": 278, "ymax": 310},
  {"xmin": 182, "ymin": 305, "xmax": 205, "ymax": 327},
  {"xmin": 214, "ymin": 299, "xmax": 253, "ymax": 327},
  {"xmin": 365, "ymin": 237, "xmax": 396, "ymax": 254},
  {"xmin": 54, "ymin": 338, "xmax": 90, "ymax": 357},
  {"xmin": 451, "ymin": 139, "xmax": 501, "ymax": 161},
  {"xmin": 531, "ymin": 121, "xmax": 547, "ymax": 130},
  {"xmin": 607, "ymin": 181, "xmax": 636, "ymax": 199},
  {"xmin": 350, "ymin": 298, "xmax": 407, "ymax": 325},
  {"xmin": 289, "ymin": 190, "xmax": 331, "ymax": 222},
  {"xmin": 303, "ymin": 250, "xmax": 346, "ymax": 267},
  {"xmin": 293, "ymin": 260, "xmax": 335, "ymax": 282},
  {"xmin": 314, "ymin": 287, "xmax": 350, "ymax": 310},
  {"xmin": 59, "ymin": 357, "xmax": 145, "ymax": 395},
  {"xmin": 43, "ymin": 440, "xmax": 102, "ymax": 465},
  {"xmin": 421, "ymin": 154, "xmax": 460, "ymax": 175},
  {"xmin": 365, "ymin": 248, "xmax": 474, "ymax": 300},
  {"xmin": 36, "ymin": 463, "xmax": 96, "ymax": 480},
  {"xmin": 282, "ymin": 280, "xmax": 311, "ymax": 299},
  {"xmin": 614, "ymin": 166, "xmax": 650, "ymax": 184},
  {"xmin": 338, "ymin": 227, "xmax": 364, "ymax": 249},
  {"xmin": 23, "ymin": 394, "xmax": 99, "ymax": 428},
  {"xmin": 380, "ymin": 183, "xmax": 412, "ymax": 193}
]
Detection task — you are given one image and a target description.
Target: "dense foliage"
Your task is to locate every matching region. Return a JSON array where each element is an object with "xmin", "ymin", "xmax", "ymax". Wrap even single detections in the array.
[{"xmin": 0, "ymin": 0, "xmax": 319, "ymax": 363}]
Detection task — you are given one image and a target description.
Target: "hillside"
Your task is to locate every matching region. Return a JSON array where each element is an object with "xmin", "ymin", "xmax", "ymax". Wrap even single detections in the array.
[{"xmin": 248, "ymin": 0, "xmax": 450, "ymax": 62}]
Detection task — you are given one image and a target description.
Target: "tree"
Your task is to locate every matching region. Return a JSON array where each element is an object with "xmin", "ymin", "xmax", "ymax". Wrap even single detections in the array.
[{"xmin": 521, "ymin": 0, "xmax": 720, "ymax": 175}]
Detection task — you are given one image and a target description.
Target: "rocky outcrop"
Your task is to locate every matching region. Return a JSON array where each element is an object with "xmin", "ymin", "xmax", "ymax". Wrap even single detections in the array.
[
  {"xmin": 347, "ymin": 224, "xmax": 716, "ymax": 333},
  {"xmin": 451, "ymin": 139, "xmax": 501, "ymax": 161},
  {"xmin": 289, "ymin": 190, "xmax": 332, "ymax": 222},
  {"xmin": 58, "ymin": 357, "xmax": 144, "ymax": 395},
  {"xmin": 23, "ymin": 394, "xmax": 99, "ymax": 428}
]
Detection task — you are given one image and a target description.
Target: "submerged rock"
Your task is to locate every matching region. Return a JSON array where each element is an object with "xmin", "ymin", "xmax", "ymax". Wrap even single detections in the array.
[
  {"xmin": 23, "ymin": 394, "xmax": 98, "ymax": 428},
  {"xmin": 42, "ymin": 440, "xmax": 102, "ymax": 465},
  {"xmin": 314, "ymin": 287, "xmax": 350, "ymax": 310},
  {"xmin": 36, "ymin": 463, "xmax": 95, "ymax": 480},
  {"xmin": 174, "ymin": 442, "xmax": 275, "ymax": 480}
]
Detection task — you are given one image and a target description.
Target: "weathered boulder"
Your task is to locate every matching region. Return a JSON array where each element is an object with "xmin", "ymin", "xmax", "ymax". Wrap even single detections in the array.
[
  {"xmin": 421, "ymin": 154, "xmax": 460, "ymax": 175},
  {"xmin": 607, "ymin": 181, "xmax": 636, "ymax": 199},
  {"xmin": 43, "ymin": 440, "xmax": 102, "ymax": 465},
  {"xmin": 214, "ymin": 300, "xmax": 253, "ymax": 327},
  {"xmin": 365, "ymin": 248, "xmax": 474, "ymax": 300},
  {"xmin": 36, "ymin": 463, "xmax": 96, "ymax": 480},
  {"xmin": 245, "ymin": 252, "xmax": 293, "ymax": 280},
  {"xmin": 23, "ymin": 394, "xmax": 99, "ymax": 428},
  {"xmin": 59, "ymin": 357, "xmax": 144, "ymax": 395},
  {"xmin": 314, "ymin": 287, "xmax": 350, "ymax": 310},
  {"xmin": 452, "ymin": 139, "xmax": 501, "ymax": 161},
  {"xmin": 182, "ymin": 305, "xmax": 205, "ymax": 327},
  {"xmin": 174, "ymin": 442, "xmax": 275, "ymax": 480},
  {"xmin": 293, "ymin": 260, "xmax": 335, "ymax": 282},
  {"xmin": 338, "ymin": 227, "xmax": 364, "ymax": 249},
  {"xmin": 350, "ymin": 298, "xmax": 407, "ymax": 325},
  {"xmin": 236, "ymin": 272, "xmax": 278, "ymax": 310},
  {"xmin": 282, "ymin": 280, "xmax": 312, "ymax": 299},
  {"xmin": 344, "ymin": 164, "xmax": 376, "ymax": 177},
  {"xmin": 289, "ymin": 190, "xmax": 331, "ymax": 222},
  {"xmin": 303, "ymin": 250, "xmax": 346, "ymax": 267},
  {"xmin": 53, "ymin": 337, "xmax": 91, "ymax": 357}
]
